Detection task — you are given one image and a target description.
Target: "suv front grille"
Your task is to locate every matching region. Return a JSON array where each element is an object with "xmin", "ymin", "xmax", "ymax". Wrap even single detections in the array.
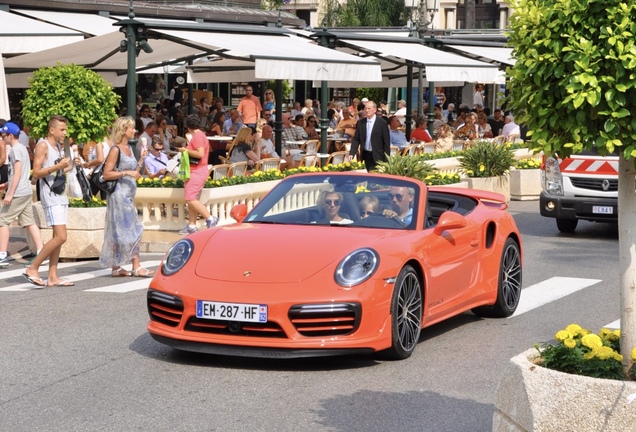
[{"xmin": 570, "ymin": 177, "xmax": 617, "ymax": 192}]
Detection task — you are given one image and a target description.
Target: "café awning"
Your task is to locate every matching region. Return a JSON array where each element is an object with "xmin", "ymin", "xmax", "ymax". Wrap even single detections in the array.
[
  {"xmin": 338, "ymin": 38, "xmax": 500, "ymax": 83},
  {"xmin": 0, "ymin": 10, "xmax": 84, "ymax": 54}
]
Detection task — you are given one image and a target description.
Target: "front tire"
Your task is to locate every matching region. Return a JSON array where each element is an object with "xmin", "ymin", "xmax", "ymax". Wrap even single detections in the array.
[
  {"xmin": 383, "ymin": 265, "xmax": 422, "ymax": 360},
  {"xmin": 556, "ymin": 218, "xmax": 578, "ymax": 233},
  {"xmin": 472, "ymin": 237, "xmax": 522, "ymax": 318}
]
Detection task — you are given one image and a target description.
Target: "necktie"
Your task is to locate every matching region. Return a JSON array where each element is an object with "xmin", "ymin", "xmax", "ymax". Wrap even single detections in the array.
[{"xmin": 365, "ymin": 119, "xmax": 372, "ymax": 151}]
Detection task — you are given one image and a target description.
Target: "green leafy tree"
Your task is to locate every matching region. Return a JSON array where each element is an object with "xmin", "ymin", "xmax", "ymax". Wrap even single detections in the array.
[
  {"xmin": 321, "ymin": 0, "xmax": 408, "ymax": 27},
  {"xmin": 508, "ymin": 0, "xmax": 636, "ymax": 373},
  {"xmin": 21, "ymin": 63, "xmax": 121, "ymax": 143}
]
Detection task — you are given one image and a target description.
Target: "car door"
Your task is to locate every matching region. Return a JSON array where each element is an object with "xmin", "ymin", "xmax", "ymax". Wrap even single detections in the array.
[{"xmin": 420, "ymin": 215, "xmax": 481, "ymax": 320}]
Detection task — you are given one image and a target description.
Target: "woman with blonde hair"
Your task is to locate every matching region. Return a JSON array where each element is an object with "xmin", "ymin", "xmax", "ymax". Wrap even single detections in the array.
[
  {"xmin": 435, "ymin": 123, "xmax": 454, "ymax": 153},
  {"xmin": 100, "ymin": 116, "xmax": 151, "ymax": 277},
  {"xmin": 263, "ymin": 89, "xmax": 276, "ymax": 120},
  {"xmin": 229, "ymin": 127, "xmax": 259, "ymax": 167},
  {"xmin": 317, "ymin": 190, "xmax": 353, "ymax": 225}
]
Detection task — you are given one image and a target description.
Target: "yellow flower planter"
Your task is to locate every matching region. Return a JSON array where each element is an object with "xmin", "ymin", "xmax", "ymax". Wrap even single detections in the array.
[{"xmin": 494, "ymin": 349, "xmax": 636, "ymax": 431}]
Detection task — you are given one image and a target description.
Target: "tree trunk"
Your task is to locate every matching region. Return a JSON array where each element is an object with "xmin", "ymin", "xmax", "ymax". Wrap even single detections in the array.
[
  {"xmin": 465, "ymin": 0, "xmax": 476, "ymax": 29},
  {"xmin": 618, "ymin": 155, "xmax": 636, "ymax": 373}
]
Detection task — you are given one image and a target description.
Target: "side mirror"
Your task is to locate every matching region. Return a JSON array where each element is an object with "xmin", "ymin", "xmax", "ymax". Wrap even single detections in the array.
[
  {"xmin": 230, "ymin": 204, "xmax": 248, "ymax": 222},
  {"xmin": 433, "ymin": 211, "xmax": 467, "ymax": 235}
]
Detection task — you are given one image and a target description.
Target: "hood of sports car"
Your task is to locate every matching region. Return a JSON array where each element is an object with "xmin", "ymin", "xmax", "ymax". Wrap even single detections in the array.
[{"xmin": 194, "ymin": 224, "xmax": 392, "ymax": 283}]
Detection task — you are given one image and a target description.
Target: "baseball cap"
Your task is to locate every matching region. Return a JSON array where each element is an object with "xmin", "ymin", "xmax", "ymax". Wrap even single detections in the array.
[
  {"xmin": 0, "ymin": 122, "xmax": 20, "ymax": 136},
  {"xmin": 361, "ymin": 97, "xmax": 369, "ymax": 103}
]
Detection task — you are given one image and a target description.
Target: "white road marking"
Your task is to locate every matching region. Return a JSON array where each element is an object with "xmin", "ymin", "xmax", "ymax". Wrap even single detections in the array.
[
  {"xmin": 85, "ymin": 278, "xmax": 152, "ymax": 293},
  {"xmin": 0, "ymin": 261, "xmax": 90, "ymax": 282},
  {"xmin": 0, "ymin": 260, "xmax": 161, "ymax": 292},
  {"xmin": 511, "ymin": 276, "xmax": 602, "ymax": 317}
]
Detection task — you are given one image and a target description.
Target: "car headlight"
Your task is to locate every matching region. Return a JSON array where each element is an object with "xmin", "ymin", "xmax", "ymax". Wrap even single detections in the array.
[
  {"xmin": 335, "ymin": 248, "xmax": 379, "ymax": 287},
  {"xmin": 543, "ymin": 157, "xmax": 563, "ymax": 196},
  {"xmin": 161, "ymin": 239, "xmax": 194, "ymax": 276}
]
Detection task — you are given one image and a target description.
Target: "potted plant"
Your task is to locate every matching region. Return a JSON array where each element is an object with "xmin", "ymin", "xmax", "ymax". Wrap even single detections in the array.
[
  {"xmin": 21, "ymin": 63, "xmax": 120, "ymax": 144},
  {"xmin": 28, "ymin": 197, "xmax": 108, "ymax": 259},
  {"xmin": 494, "ymin": 324, "xmax": 636, "ymax": 431},
  {"xmin": 458, "ymin": 140, "xmax": 516, "ymax": 201},
  {"xmin": 510, "ymin": 157, "xmax": 542, "ymax": 201}
]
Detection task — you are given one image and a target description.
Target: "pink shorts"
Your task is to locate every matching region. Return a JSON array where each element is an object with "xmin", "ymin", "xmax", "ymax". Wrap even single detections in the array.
[{"xmin": 184, "ymin": 167, "xmax": 207, "ymax": 201}]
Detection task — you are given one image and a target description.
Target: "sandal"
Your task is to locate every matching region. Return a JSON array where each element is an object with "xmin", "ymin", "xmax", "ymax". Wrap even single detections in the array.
[
  {"xmin": 132, "ymin": 267, "xmax": 155, "ymax": 278},
  {"xmin": 112, "ymin": 267, "xmax": 131, "ymax": 277}
]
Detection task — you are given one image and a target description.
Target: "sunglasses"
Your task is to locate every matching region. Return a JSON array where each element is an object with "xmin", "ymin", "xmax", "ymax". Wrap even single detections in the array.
[
  {"xmin": 362, "ymin": 211, "xmax": 374, "ymax": 216},
  {"xmin": 265, "ymin": 92, "xmax": 273, "ymax": 95},
  {"xmin": 388, "ymin": 193, "xmax": 404, "ymax": 202},
  {"xmin": 264, "ymin": 114, "xmax": 271, "ymax": 117},
  {"xmin": 324, "ymin": 199, "xmax": 341, "ymax": 206}
]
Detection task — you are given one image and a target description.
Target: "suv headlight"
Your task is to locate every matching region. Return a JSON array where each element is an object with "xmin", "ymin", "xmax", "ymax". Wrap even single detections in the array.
[
  {"xmin": 543, "ymin": 157, "xmax": 563, "ymax": 196},
  {"xmin": 335, "ymin": 248, "xmax": 379, "ymax": 287},
  {"xmin": 161, "ymin": 239, "xmax": 194, "ymax": 276}
]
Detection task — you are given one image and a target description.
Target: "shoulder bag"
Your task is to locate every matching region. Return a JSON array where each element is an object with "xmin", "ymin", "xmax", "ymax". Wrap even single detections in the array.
[{"xmin": 90, "ymin": 147, "xmax": 121, "ymax": 195}]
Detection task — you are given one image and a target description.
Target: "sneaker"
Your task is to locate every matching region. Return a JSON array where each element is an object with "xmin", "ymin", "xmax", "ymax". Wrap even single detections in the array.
[
  {"xmin": 0, "ymin": 256, "xmax": 8, "ymax": 268},
  {"xmin": 178, "ymin": 225, "xmax": 198, "ymax": 235},
  {"xmin": 24, "ymin": 255, "xmax": 50, "ymax": 267},
  {"xmin": 205, "ymin": 216, "xmax": 219, "ymax": 229}
]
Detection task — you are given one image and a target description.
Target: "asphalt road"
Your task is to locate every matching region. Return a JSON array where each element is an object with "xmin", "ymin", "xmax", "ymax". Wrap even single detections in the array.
[{"xmin": 0, "ymin": 201, "xmax": 621, "ymax": 432}]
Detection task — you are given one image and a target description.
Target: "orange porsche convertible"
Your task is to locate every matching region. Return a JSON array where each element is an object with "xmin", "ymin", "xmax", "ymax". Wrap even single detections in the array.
[{"xmin": 147, "ymin": 172, "xmax": 522, "ymax": 359}]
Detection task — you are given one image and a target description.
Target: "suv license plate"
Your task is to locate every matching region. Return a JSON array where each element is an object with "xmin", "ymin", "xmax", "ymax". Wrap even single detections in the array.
[{"xmin": 592, "ymin": 206, "xmax": 613, "ymax": 214}]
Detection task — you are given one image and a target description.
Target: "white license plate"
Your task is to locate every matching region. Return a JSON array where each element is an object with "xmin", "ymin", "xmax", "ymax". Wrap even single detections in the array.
[
  {"xmin": 592, "ymin": 206, "xmax": 613, "ymax": 214},
  {"xmin": 196, "ymin": 300, "xmax": 267, "ymax": 323}
]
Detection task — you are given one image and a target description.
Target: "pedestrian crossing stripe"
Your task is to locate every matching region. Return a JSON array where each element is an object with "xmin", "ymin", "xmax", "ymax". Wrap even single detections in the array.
[
  {"xmin": 0, "ymin": 260, "xmax": 161, "ymax": 292},
  {"xmin": 510, "ymin": 276, "xmax": 602, "ymax": 317}
]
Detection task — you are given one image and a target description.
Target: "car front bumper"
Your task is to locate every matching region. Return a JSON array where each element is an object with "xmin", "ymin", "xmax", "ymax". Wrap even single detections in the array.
[{"xmin": 539, "ymin": 191, "xmax": 617, "ymax": 222}]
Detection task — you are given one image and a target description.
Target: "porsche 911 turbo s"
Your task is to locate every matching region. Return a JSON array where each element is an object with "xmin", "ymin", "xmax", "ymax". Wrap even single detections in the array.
[{"xmin": 147, "ymin": 172, "xmax": 522, "ymax": 359}]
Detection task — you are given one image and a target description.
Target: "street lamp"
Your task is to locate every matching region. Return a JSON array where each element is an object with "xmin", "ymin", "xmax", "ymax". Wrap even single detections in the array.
[
  {"xmin": 115, "ymin": 1, "xmax": 153, "ymax": 120},
  {"xmin": 406, "ymin": 0, "xmax": 439, "ymax": 135}
]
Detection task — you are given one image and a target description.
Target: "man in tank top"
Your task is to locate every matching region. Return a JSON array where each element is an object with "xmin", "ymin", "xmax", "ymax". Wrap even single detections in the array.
[{"xmin": 23, "ymin": 115, "xmax": 74, "ymax": 288}]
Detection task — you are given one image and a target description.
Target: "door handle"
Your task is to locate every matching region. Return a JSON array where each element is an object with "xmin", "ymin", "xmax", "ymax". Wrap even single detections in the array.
[{"xmin": 470, "ymin": 238, "xmax": 479, "ymax": 247}]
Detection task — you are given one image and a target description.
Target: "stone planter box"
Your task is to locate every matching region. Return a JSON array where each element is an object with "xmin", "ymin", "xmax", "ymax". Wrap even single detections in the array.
[
  {"xmin": 28, "ymin": 202, "xmax": 106, "ymax": 259},
  {"xmin": 493, "ymin": 348, "xmax": 636, "ymax": 432},
  {"xmin": 510, "ymin": 169, "xmax": 541, "ymax": 201},
  {"xmin": 463, "ymin": 175, "xmax": 510, "ymax": 202}
]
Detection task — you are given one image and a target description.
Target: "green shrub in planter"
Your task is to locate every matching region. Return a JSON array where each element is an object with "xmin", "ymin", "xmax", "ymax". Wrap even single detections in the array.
[
  {"xmin": 375, "ymin": 153, "xmax": 436, "ymax": 181},
  {"xmin": 21, "ymin": 63, "xmax": 120, "ymax": 142},
  {"xmin": 459, "ymin": 140, "xmax": 516, "ymax": 178}
]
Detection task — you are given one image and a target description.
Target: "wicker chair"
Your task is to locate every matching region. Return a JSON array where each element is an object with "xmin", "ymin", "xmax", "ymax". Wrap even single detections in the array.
[
  {"xmin": 209, "ymin": 164, "xmax": 230, "ymax": 180},
  {"xmin": 325, "ymin": 151, "xmax": 349, "ymax": 166},
  {"xmin": 254, "ymin": 158, "xmax": 282, "ymax": 171},
  {"xmin": 228, "ymin": 161, "xmax": 248, "ymax": 177},
  {"xmin": 298, "ymin": 154, "xmax": 318, "ymax": 167}
]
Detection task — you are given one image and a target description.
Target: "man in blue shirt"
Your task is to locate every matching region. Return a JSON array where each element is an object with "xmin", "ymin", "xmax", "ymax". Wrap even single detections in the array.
[
  {"xmin": 388, "ymin": 116, "xmax": 408, "ymax": 149},
  {"xmin": 144, "ymin": 138, "xmax": 170, "ymax": 179},
  {"xmin": 387, "ymin": 186, "xmax": 415, "ymax": 225},
  {"xmin": 222, "ymin": 110, "xmax": 244, "ymax": 135}
]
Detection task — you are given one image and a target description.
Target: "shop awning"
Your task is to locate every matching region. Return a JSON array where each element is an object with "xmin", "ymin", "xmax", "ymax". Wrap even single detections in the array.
[
  {"xmin": 338, "ymin": 38, "xmax": 500, "ymax": 84},
  {"xmin": 447, "ymin": 45, "xmax": 515, "ymax": 66},
  {"xmin": 0, "ymin": 10, "xmax": 84, "ymax": 54},
  {"xmin": 14, "ymin": 9, "xmax": 119, "ymax": 37}
]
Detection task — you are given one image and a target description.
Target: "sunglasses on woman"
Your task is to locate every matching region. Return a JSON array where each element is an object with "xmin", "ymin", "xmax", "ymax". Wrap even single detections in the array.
[{"xmin": 324, "ymin": 199, "xmax": 340, "ymax": 206}]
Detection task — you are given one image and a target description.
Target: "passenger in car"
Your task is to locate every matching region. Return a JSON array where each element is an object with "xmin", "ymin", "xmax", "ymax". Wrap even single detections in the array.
[
  {"xmin": 359, "ymin": 195, "xmax": 381, "ymax": 218},
  {"xmin": 317, "ymin": 191, "xmax": 353, "ymax": 225}
]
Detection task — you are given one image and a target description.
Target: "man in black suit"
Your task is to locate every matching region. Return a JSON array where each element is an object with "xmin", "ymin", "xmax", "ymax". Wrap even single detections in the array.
[{"xmin": 348, "ymin": 101, "xmax": 390, "ymax": 172}]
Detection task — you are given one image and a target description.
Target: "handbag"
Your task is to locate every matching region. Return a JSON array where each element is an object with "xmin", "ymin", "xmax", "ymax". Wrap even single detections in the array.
[
  {"xmin": 42, "ymin": 158, "xmax": 67, "ymax": 195},
  {"xmin": 90, "ymin": 147, "xmax": 121, "ymax": 195},
  {"xmin": 178, "ymin": 151, "xmax": 190, "ymax": 181},
  {"xmin": 75, "ymin": 166, "xmax": 93, "ymax": 202}
]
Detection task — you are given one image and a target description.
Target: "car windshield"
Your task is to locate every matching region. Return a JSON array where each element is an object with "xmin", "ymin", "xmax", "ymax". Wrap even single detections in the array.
[{"xmin": 244, "ymin": 174, "xmax": 420, "ymax": 229}]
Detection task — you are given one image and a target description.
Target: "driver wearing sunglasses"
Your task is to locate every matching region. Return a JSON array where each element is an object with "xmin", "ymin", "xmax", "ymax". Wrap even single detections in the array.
[{"xmin": 386, "ymin": 186, "xmax": 414, "ymax": 224}]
